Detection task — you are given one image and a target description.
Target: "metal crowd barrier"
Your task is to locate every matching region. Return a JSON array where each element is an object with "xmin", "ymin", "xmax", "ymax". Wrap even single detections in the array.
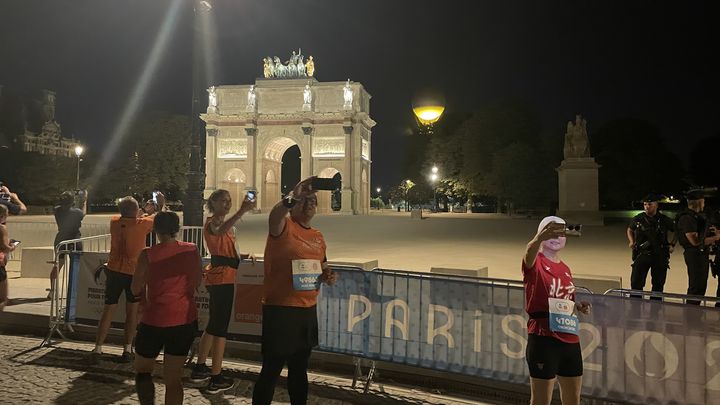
[
  {"xmin": 604, "ymin": 288, "xmax": 720, "ymax": 306},
  {"xmin": 42, "ymin": 225, "xmax": 205, "ymax": 347},
  {"xmin": 5, "ymin": 221, "xmax": 108, "ymax": 261}
]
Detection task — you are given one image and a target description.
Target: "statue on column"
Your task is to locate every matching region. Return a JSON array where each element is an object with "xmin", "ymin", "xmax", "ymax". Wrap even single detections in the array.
[
  {"xmin": 302, "ymin": 83, "xmax": 312, "ymax": 111},
  {"xmin": 207, "ymin": 86, "xmax": 218, "ymax": 113},
  {"xmin": 343, "ymin": 79, "xmax": 353, "ymax": 109},
  {"xmin": 563, "ymin": 114, "xmax": 591, "ymax": 159},
  {"xmin": 246, "ymin": 85, "xmax": 256, "ymax": 111}
]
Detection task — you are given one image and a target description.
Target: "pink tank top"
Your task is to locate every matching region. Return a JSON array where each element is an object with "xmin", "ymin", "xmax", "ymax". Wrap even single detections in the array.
[{"xmin": 141, "ymin": 241, "xmax": 200, "ymax": 327}]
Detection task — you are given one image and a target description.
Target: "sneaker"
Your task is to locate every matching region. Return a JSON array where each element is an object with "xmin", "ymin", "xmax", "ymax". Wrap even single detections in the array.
[
  {"xmin": 118, "ymin": 350, "xmax": 133, "ymax": 363},
  {"xmin": 206, "ymin": 374, "xmax": 234, "ymax": 394},
  {"xmin": 189, "ymin": 363, "xmax": 211, "ymax": 383}
]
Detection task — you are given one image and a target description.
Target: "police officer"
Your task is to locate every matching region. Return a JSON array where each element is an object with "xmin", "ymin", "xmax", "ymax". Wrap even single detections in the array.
[
  {"xmin": 676, "ymin": 190, "xmax": 720, "ymax": 305},
  {"xmin": 626, "ymin": 194, "xmax": 676, "ymax": 299}
]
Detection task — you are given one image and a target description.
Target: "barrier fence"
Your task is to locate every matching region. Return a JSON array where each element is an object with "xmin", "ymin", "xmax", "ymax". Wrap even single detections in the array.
[{"xmin": 45, "ymin": 241, "xmax": 720, "ymax": 405}]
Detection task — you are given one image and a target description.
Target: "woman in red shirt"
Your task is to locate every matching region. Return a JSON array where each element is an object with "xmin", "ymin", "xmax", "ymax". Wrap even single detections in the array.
[
  {"xmin": 131, "ymin": 211, "xmax": 202, "ymax": 405},
  {"xmin": 522, "ymin": 216, "xmax": 591, "ymax": 405}
]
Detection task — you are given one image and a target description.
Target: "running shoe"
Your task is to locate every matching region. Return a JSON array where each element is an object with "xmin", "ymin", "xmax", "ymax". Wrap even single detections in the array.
[
  {"xmin": 189, "ymin": 363, "xmax": 211, "ymax": 382},
  {"xmin": 206, "ymin": 374, "xmax": 234, "ymax": 394}
]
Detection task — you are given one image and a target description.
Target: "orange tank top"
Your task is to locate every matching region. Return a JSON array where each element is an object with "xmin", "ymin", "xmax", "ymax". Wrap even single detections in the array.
[
  {"xmin": 203, "ymin": 217, "xmax": 238, "ymax": 285},
  {"xmin": 263, "ymin": 217, "xmax": 327, "ymax": 308},
  {"xmin": 107, "ymin": 216, "xmax": 154, "ymax": 275}
]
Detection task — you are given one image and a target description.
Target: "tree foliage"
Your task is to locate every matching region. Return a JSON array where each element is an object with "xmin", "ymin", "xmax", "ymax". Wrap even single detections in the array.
[
  {"xmin": 592, "ymin": 118, "xmax": 685, "ymax": 208},
  {"xmin": 423, "ymin": 101, "xmax": 556, "ymax": 211}
]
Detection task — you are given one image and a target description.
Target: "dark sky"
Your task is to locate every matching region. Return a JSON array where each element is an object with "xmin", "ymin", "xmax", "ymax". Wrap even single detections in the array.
[{"xmin": 1, "ymin": 0, "xmax": 716, "ymax": 190}]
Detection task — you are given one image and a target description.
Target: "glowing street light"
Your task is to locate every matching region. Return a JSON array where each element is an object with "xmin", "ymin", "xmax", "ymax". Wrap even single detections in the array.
[
  {"xmin": 74, "ymin": 145, "xmax": 84, "ymax": 190},
  {"xmin": 412, "ymin": 89, "xmax": 445, "ymax": 127}
]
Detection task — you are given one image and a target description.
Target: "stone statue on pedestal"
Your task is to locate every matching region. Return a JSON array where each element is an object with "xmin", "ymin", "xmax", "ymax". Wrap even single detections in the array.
[
  {"xmin": 343, "ymin": 79, "xmax": 353, "ymax": 109},
  {"xmin": 563, "ymin": 114, "xmax": 590, "ymax": 159},
  {"xmin": 246, "ymin": 85, "xmax": 256, "ymax": 111},
  {"xmin": 207, "ymin": 86, "xmax": 218, "ymax": 113},
  {"xmin": 302, "ymin": 83, "xmax": 312, "ymax": 111}
]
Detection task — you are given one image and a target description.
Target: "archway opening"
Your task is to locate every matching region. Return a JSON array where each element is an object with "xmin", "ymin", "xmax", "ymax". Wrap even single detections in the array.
[
  {"xmin": 281, "ymin": 145, "xmax": 300, "ymax": 197},
  {"xmin": 317, "ymin": 167, "xmax": 342, "ymax": 213},
  {"xmin": 222, "ymin": 168, "xmax": 247, "ymax": 211},
  {"xmin": 262, "ymin": 137, "xmax": 299, "ymax": 211}
]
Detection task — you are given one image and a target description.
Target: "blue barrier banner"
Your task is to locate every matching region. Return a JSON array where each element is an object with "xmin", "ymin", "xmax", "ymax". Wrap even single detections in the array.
[{"xmin": 318, "ymin": 268, "xmax": 720, "ymax": 405}]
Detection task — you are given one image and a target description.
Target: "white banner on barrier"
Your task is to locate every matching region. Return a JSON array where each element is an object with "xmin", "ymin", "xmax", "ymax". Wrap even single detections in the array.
[{"xmin": 75, "ymin": 252, "xmax": 264, "ymax": 336}]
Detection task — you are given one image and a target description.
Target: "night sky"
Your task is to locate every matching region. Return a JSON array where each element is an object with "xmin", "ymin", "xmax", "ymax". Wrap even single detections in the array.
[{"xmin": 1, "ymin": 1, "xmax": 716, "ymax": 190}]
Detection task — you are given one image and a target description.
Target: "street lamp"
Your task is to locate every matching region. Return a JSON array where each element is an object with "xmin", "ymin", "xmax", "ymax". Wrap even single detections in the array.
[
  {"xmin": 412, "ymin": 89, "xmax": 445, "ymax": 134},
  {"xmin": 185, "ymin": 0, "xmax": 213, "ymax": 226},
  {"xmin": 74, "ymin": 145, "xmax": 84, "ymax": 190}
]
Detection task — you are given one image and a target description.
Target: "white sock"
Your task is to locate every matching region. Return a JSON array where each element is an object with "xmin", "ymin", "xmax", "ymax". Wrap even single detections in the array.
[
  {"xmin": 124, "ymin": 344, "xmax": 133, "ymax": 353},
  {"xmin": 93, "ymin": 345, "xmax": 102, "ymax": 354}
]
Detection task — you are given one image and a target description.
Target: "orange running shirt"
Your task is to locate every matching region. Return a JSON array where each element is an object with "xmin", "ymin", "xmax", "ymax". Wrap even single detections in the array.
[
  {"xmin": 203, "ymin": 217, "xmax": 238, "ymax": 285},
  {"xmin": 107, "ymin": 216, "xmax": 154, "ymax": 275},
  {"xmin": 263, "ymin": 217, "xmax": 327, "ymax": 308}
]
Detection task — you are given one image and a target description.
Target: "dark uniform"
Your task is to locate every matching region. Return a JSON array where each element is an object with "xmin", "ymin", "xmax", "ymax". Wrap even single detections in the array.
[
  {"xmin": 629, "ymin": 211, "xmax": 674, "ymax": 298},
  {"xmin": 676, "ymin": 208, "xmax": 710, "ymax": 305}
]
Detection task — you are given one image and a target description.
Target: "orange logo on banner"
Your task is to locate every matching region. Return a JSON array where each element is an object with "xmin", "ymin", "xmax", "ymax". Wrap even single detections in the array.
[{"xmin": 234, "ymin": 284, "xmax": 263, "ymax": 324}]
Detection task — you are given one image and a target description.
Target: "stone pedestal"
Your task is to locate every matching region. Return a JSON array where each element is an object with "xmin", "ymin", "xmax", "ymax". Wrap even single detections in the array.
[
  {"xmin": 556, "ymin": 158, "xmax": 603, "ymax": 225},
  {"xmin": 340, "ymin": 188, "xmax": 353, "ymax": 214}
]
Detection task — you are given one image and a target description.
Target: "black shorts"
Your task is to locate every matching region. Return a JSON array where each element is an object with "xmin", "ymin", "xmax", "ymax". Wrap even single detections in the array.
[
  {"xmin": 261, "ymin": 305, "xmax": 318, "ymax": 357},
  {"xmin": 135, "ymin": 320, "xmax": 198, "ymax": 358},
  {"xmin": 0, "ymin": 266, "xmax": 6, "ymax": 282},
  {"xmin": 526, "ymin": 334, "xmax": 583, "ymax": 379},
  {"xmin": 205, "ymin": 284, "xmax": 234, "ymax": 338},
  {"xmin": 104, "ymin": 269, "xmax": 139, "ymax": 305}
]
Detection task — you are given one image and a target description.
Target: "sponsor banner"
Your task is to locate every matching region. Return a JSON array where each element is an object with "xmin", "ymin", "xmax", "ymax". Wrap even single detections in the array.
[
  {"xmin": 318, "ymin": 268, "xmax": 720, "ymax": 405},
  {"xmin": 73, "ymin": 253, "xmax": 262, "ymax": 335}
]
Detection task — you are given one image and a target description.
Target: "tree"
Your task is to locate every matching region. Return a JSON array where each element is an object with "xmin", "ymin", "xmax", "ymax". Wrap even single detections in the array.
[
  {"xmin": 592, "ymin": 118, "xmax": 685, "ymax": 209},
  {"xmin": 688, "ymin": 134, "xmax": 720, "ymax": 188},
  {"xmin": 424, "ymin": 101, "xmax": 554, "ymax": 211},
  {"xmin": 88, "ymin": 111, "xmax": 191, "ymax": 204}
]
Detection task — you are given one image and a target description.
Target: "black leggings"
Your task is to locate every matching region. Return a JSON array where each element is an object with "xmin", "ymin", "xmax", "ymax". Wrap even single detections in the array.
[{"xmin": 252, "ymin": 348, "xmax": 312, "ymax": 405}]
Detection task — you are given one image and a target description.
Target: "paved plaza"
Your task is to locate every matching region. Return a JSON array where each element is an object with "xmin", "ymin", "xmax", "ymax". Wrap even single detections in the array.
[
  {"xmin": 7, "ymin": 210, "xmax": 716, "ymax": 296},
  {"xmin": 0, "ymin": 334, "xmax": 491, "ymax": 405}
]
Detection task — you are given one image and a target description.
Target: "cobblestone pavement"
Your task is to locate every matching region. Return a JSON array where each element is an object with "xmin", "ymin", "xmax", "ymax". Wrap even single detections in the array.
[{"xmin": 0, "ymin": 334, "xmax": 491, "ymax": 405}]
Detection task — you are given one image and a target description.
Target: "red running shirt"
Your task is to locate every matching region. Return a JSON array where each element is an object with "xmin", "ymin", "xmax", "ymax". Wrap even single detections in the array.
[
  {"xmin": 522, "ymin": 252, "xmax": 579, "ymax": 344},
  {"xmin": 141, "ymin": 241, "xmax": 200, "ymax": 327}
]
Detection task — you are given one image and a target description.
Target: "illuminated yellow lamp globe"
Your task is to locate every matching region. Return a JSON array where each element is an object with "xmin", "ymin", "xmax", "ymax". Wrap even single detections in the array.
[
  {"xmin": 412, "ymin": 89, "xmax": 446, "ymax": 126},
  {"xmin": 412, "ymin": 105, "xmax": 445, "ymax": 125}
]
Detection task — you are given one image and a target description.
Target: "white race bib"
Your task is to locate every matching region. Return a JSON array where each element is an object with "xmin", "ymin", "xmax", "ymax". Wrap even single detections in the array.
[
  {"xmin": 291, "ymin": 259, "xmax": 322, "ymax": 291},
  {"xmin": 548, "ymin": 297, "xmax": 579, "ymax": 335}
]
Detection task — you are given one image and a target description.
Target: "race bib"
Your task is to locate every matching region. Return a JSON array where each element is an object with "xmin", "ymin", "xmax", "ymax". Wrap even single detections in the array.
[
  {"xmin": 291, "ymin": 259, "xmax": 322, "ymax": 291},
  {"xmin": 548, "ymin": 298, "xmax": 579, "ymax": 335}
]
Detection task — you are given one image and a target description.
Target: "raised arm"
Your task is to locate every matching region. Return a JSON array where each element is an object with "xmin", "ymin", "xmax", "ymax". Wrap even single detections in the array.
[
  {"xmin": 269, "ymin": 177, "xmax": 316, "ymax": 237},
  {"xmin": 523, "ymin": 222, "xmax": 564, "ymax": 268},
  {"xmin": 210, "ymin": 197, "xmax": 256, "ymax": 236}
]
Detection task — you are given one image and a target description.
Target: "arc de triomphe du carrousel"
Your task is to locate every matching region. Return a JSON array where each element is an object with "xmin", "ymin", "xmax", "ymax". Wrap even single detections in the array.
[{"xmin": 201, "ymin": 50, "xmax": 376, "ymax": 214}]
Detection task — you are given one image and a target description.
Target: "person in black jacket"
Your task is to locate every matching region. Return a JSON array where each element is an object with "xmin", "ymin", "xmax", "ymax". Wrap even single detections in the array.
[{"xmin": 49, "ymin": 191, "xmax": 85, "ymax": 299}]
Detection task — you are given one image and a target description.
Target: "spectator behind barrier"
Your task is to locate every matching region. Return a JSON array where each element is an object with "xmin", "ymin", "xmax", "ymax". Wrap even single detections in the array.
[
  {"xmin": 251, "ymin": 176, "xmax": 337, "ymax": 405},
  {"xmin": 49, "ymin": 191, "xmax": 85, "ymax": 299},
  {"xmin": 522, "ymin": 216, "xmax": 591, "ymax": 405},
  {"xmin": 131, "ymin": 211, "xmax": 202, "ymax": 405}
]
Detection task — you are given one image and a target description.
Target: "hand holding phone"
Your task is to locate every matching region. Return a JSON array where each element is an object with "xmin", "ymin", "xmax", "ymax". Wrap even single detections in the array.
[
  {"xmin": 246, "ymin": 191, "xmax": 256, "ymax": 202},
  {"xmin": 564, "ymin": 224, "xmax": 583, "ymax": 237}
]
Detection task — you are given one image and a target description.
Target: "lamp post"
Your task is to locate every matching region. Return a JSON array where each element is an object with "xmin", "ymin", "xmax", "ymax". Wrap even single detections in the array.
[
  {"xmin": 74, "ymin": 145, "xmax": 84, "ymax": 190},
  {"xmin": 430, "ymin": 166, "xmax": 438, "ymax": 212},
  {"xmin": 184, "ymin": 0, "xmax": 213, "ymax": 226},
  {"xmin": 375, "ymin": 187, "xmax": 381, "ymax": 210}
]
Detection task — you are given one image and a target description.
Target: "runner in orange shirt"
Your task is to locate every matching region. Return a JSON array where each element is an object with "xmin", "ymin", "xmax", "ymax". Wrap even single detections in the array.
[
  {"xmin": 190, "ymin": 189, "xmax": 255, "ymax": 393},
  {"xmin": 252, "ymin": 177, "xmax": 337, "ymax": 405},
  {"xmin": 92, "ymin": 193, "xmax": 164, "ymax": 362}
]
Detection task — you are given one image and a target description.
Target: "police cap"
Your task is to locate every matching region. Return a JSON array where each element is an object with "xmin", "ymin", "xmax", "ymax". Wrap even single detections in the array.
[
  {"xmin": 641, "ymin": 193, "xmax": 663, "ymax": 203},
  {"xmin": 685, "ymin": 189, "xmax": 706, "ymax": 201}
]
